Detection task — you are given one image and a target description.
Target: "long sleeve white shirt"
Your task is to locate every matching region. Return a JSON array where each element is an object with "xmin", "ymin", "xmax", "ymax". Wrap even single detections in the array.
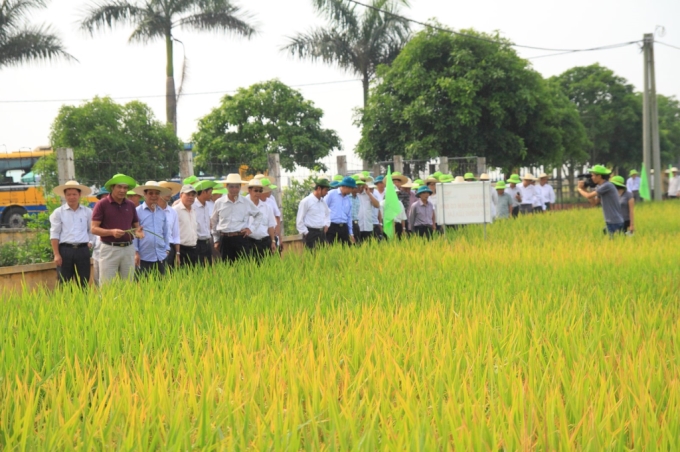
[
  {"xmin": 162, "ymin": 203, "xmax": 180, "ymax": 245},
  {"xmin": 210, "ymin": 195, "xmax": 262, "ymax": 241},
  {"xmin": 357, "ymin": 192, "xmax": 376, "ymax": 232},
  {"xmin": 517, "ymin": 184, "xmax": 539, "ymax": 206},
  {"xmin": 540, "ymin": 183, "xmax": 556, "ymax": 207},
  {"xmin": 249, "ymin": 201, "xmax": 276, "ymax": 240},
  {"xmin": 626, "ymin": 177, "xmax": 640, "ymax": 192},
  {"xmin": 668, "ymin": 176, "xmax": 680, "ymax": 196},
  {"xmin": 173, "ymin": 203, "xmax": 198, "ymax": 247},
  {"xmin": 49, "ymin": 204, "xmax": 94, "ymax": 244},
  {"xmin": 193, "ymin": 199, "xmax": 212, "ymax": 240},
  {"xmin": 296, "ymin": 193, "xmax": 330, "ymax": 235}
]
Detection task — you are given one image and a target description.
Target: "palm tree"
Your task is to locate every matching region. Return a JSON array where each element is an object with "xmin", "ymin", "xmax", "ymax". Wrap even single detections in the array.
[
  {"xmin": 283, "ymin": 0, "xmax": 410, "ymax": 109},
  {"xmin": 0, "ymin": 0, "xmax": 74, "ymax": 69},
  {"xmin": 80, "ymin": 0, "xmax": 256, "ymax": 134}
]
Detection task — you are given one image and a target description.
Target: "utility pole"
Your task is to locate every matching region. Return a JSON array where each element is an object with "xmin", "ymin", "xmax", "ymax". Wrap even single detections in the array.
[{"xmin": 642, "ymin": 33, "xmax": 663, "ymax": 201}]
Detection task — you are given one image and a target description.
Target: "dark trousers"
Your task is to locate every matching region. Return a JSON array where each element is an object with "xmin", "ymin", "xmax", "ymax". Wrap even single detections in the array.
[
  {"xmin": 165, "ymin": 244, "xmax": 178, "ymax": 269},
  {"xmin": 220, "ymin": 235, "xmax": 252, "ymax": 263},
  {"xmin": 305, "ymin": 228, "xmax": 327, "ymax": 249},
  {"xmin": 395, "ymin": 222, "xmax": 404, "ymax": 240},
  {"xmin": 533, "ymin": 206, "xmax": 543, "ymax": 213},
  {"xmin": 544, "ymin": 202, "xmax": 551, "ymax": 211},
  {"xmin": 249, "ymin": 237, "xmax": 272, "ymax": 261},
  {"xmin": 511, "ymin": 206, "xmax": 519, "ymax": 218},
  {"xmin": 414, "ymin": 225, "xmax": 433, "ymax": 238},
  {"xmin": 138, "ymin": 259, "xmax": 166, "ymax": 278},
  {"xmin": 520, "ymin": 204, "xmax": 534, "ymax": 215},
  {"xmin": 372, "ymin": 225, "xmax": 383, "ymax": 241},
  {"xmin": 327, "ymin": 223, "xmax": 350, "ymax": 245},
  {"xmin": 352, "ymin": 221, "xmax": 362, "ymax": 245},
  {"xmin": 179, "ymin": 245, "xmax": 199, "ymax": 267},
  {"xmin": 196, "ymin": 239, "xmax": 213, "ymax": 266},
  {"xmin": 359, "ymin": 231, "xmax": 373, "ymax": 242},
  {"xmin": 632, "ymin": 190, "xmax": 640, "ymax": 202},
  {"xmin": 57, "ymin": 244, "xmax": 90, "ymax": 288},
  {"xmin": 623, "ymin": 220, "xmax": 631, "ymax": 233}
]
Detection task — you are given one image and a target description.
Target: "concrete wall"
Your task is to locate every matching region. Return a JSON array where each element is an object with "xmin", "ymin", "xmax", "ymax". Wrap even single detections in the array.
[{"xmin": 0, "ymin": 228, "xmax": 38, "ymax": 245}]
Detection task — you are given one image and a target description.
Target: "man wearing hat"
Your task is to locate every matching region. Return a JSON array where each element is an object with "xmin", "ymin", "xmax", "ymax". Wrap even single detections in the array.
[
  {"xmin": 193, "ymin": 180, "xmax": 217, "ymax": 265},
  {"xmin": 517, "ymin": 174, "xmax": 540, "ymax": 215},
  {"xmin": 505, "ymin": 174, "xmax": 521, "ymax": 218},
  {"xmin": 356, "ymin": 179, "xmax": 380, "ymax": 242},
  {"xmin": 667, "ymin": 167, "xmax": 679, "ymax": 199},
  {"xmin": 91, "ymin": 174, "xmax": 143, "ymax": 284},
  {"xmin": 50, "ymin": 180, "xmax": 95, "ymax": 288},
  {"xmin": 173, "ymin": 184, "xmax": 200, "ymax": 266},
  {"xmin": 158, "ymin": 181, "xmax": 181, "ymax": 268},
  {"xmin": 260, "ymin": 178, "xmax": 282, "ymax": 248},
  {"xmin": 408, "ymin": 185, "xmax": 436, "ymax": 238},
  {"xmin": 127, "ymin": 190, "xmax": 142, "ymax": 208},
  {"xmin": 538, "ymin": 173, "xmax": 556, "ymax": 211},
  {"xmin": 464, "ymin": 172, "xmax": 476, "ymax": 182},
  {"xmin": 297, "ymin": 178, "xmax": 331, "ymax": 249},
  {"xmin": 577, "ymin": 165, "xmax": 624, "ymax": 234},
  {"xmin": 133, "ymin": 181, "xmax": 171, "ymax": 277},
  {"xmin": 626, "ymin": 170, "xmax": 641, "ymax": 202},
  {"xmin": 495, "ymin": 181, "xmax": 513, "ymax": 219},
  {"xmin": 210, "ymin": 174, "xmax": 263, "ymax": 263},
  {"xmin": 324, "ymin": 176, "xmax": 355, "ymax": 245},
  {"xmin": 246, "ymin": 179, "xmax": 277, "ymax": 259}
]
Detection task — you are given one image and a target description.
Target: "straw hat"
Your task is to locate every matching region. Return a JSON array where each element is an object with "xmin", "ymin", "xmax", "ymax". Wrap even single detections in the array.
[
  {"xmin": 522, "ymin": 174, "xmax": 536, "ymax": 181},
  {"xmin": 253, "ymin": 174, "xmax": 266, "ymax": 180},
  {"xmin": 159, "ymin": 181, "xmax": 182, "ymax": 196},
  {"xmin": 401, "ymin": 179, "xmax": 414, "ymax": 189},
  {"xmin": 248, "ymin": 179, "xmax": 263, "ymax": 187},
  {"xmin": 538, "ymin": 173, "xmax": 549, "ymax": 179},
  {"xmin": 666, "ymin": 167, "xmax": 679, "ymax": 173},
  {"xmin": 53, "ymin": 180, "xmax": 92, "ymax": 197},
  {"xmin": 391, "ymin": 172, "xmax": 408, "ymax": 184},
  {"xmin": 217, "ymin": 173, "xmax": 248, "ymax": 185},
  {"xmin": 479, "ymin": 173, "xmax": 490, "ymax": 181},
  {"xmin": 453, "ymin": 176, "xmax": 465, "ymax": 183},
  {"xmin": 133, "ymin": 181, "xmax": 171, "ymax": 196}
]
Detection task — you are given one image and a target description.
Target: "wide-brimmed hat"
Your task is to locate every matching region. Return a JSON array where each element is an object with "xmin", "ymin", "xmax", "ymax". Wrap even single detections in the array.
[
  {"xmin": 666, "ymin": 167, "xmax": 679, "ymax": 173},
  {"xmin": 414, "ymin": 178, "xmax": 424, "ymax": 185},
  {"xmin": 479, "ymin": 173, "xmax": 490, "ymax": 181},
  {"xmin": 538, "ymin": 173, "xmax": 549, "ymax": 179},
  {"xmin": 248, "ymin": 179, "xmax": 263, "ymax": 188},
  {"xmin": 333, "ymin": 174, "xmax": 344, "ymax": 182},
  {"xmin": 506, "ymin": 174, "xmax": 521, "ymax": 184},
  {"xmin": 522, "ymin": 173, "xmax": 537, "ymax": 181},
  {"xmin": 356, "ymin": 179, "xmax": 366, "ymax": 186},
  {"xmin": 213, "ymin": 188, "xmax": 227, "ymax": 195},
  {"xmin": 330, "ymin": 180, "xmax": 341, "ymax": 188},
  {"xmin": 338, "ymin": 176, "xmax": 357, "ymax": 188},
  {"xmin": 261, "ymin": 178, "xmax": 277, "ymax": 193},
  {"xmin": 367, "ymin": 182, "xmax": 375, "ymax": 189},
  {"xmin": 439, "ymin": 174, "xmax": 454, "ymax": 183},
  {"xmin": 587, "ymin": 165, "xmax": 611, "ymax": 175},
  {"xmin": 253, "ymin": 174, "xmax": 266, "ymax": 180},
  {"xmin": 464, "ymin": 172, "xmax": 476, "ymax": 181},
  {"xmin": 53, "ymin": 180, "xmax": 92, "ymax": 197},
  {"xmin": 159, "ymin": 181, "xmax": 182, "ymax": 196},
  {"xmin": 401, "ymin": 179, "xmax": 414, "ymax": 189},
  {"xmin": 453, "ymin": 176, "xmax": 465, "ymax": 183},
  {"xmin": 391, "ymin": 172, "xmax": 408, "ymax": 184},
  {"xmin": 193, "ymin": 180, "xmax": 217, "ymax": 192},
  {"xmin": 183, "ymin": 175, "xmax": 199, "ymax": 186},
  {"xmin": 628, "ymin": 169, "xmax": 639, "ymax": 177},
  {"xmin": 433, "ymin": 171, "xmax": 443, "ymax": 179},
  {"xmin": 611, "ymin": 175, "xmax": 626, "ymax": 188},
  {"xmin": 314, "ymin": 178, "xmax": 331, "ymax": 188},
  {"xmin": 359, "ymin": 171, "xmax": 374, "ymax": 182},
  {"xmin": 133, "ymin": 181, "xmax": 171, "ymax": 196},
  {"xmin": 495, "ymin": 181, "xmax": 506, "ymax": 190},
  {"xmin": 94, "ymin": 187, "xmax": 109, "ymax": 199},
  {"xmin": 416, "ymin": 185, "xmax": 432, "ymax": 196},
  {"xmin": 217, "ymin": 173, "xmax": 248, "ymax": 185},
  {"xmin": 425, "ymin": 177, "xmax": 439, "ymax": 184},
  {"xmin": 374, "ymin": 175, "xmax": 385, "ymax": 184},
  {"xmin": 104, "ymin": 173, "xmax": 137, "ymax": 191},
  {"xmin": 127, "ymin": 190, "xmax": 140, "ymax": 197}
]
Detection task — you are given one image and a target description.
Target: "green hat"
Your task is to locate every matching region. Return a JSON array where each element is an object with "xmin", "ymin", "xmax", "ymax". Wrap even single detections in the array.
[
  {"xmin": 411, "ymin": 183, "xmax": 420, "ymax": 190},
  {"xmin": 464, "ymin": 172, "xmax": 476, "ymax": 181},
  {"xmin": 314, "ymin": 178, "xmax": 331, "ymax": 188},
  {"xmin": 611, "ymin": 175, "xmax": 626, "ymax": 188},
  {"xmin": 351, "ymin": 174, "xmax": 361, "ymax": 181},
  {"xmin": 183, "ymin": 175, "xmax": 199, "ymax": 185},
  {"xmin": 495, "ymin": 181, "xmax": 506, "ymax": 190},
  {"xmin": 104, "ymin": 173, "xmax": 137, "ymax": 191},
  {"xmin": 440, "ymin": 174, "xmax": 454, "ymax": 183},
  {"xmin": 414, "ymin": 179, "xmax": 424, "ymax": 185},
  {"xmin": 333, "ymin": 174, "xmax": 344, "ymax": 182},
  {"xmin": 193, "ymin": 180, "xmax": 217, "ymax": 191},
  {"xmin": 416, "ymin": 185, "xmax": 432, "ymax": 196},
  {"xmin": 629, "ymin": 169, "xmax": 639, "ymax": 176},
  {"xmin": 261, "ymin": 178, "xmax": 277, "ymax": 190},
  {"xmin": 126, "ymin": 190, "xmax": 139, "ymax": 196},
  {"xmin": 356, "ymin": 179, "xmax": 366, "ymax": 185},
  {"xmin": 213, "ymin": 188, "xmax": 227, "ymax": 195},
  {"xmin": 506, "ymin": 174, "xmax": 521, "ymax": 184},
  {"xmin": 588, "ymin": 165, "xmax": 612, "ymax": 175},
  {"xmin": 433, "ymin": 171, "xmax": 442, "ymax": 178}
]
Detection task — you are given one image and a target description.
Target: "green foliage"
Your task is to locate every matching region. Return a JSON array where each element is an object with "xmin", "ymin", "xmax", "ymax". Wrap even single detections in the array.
[
  {"xmin": 192, "ymin": 80, "xmax": 341, "ymax": 174},
  {"xmin": 32, "ymin": 152, "xmax": 57, "ymax": 192},
  {"xmin": 356, "ymin": 26, "xmax": 585, "ymax": 171},
  {"xmin": 551, "ymin": 64, "xmax": 641, "ymax": 167},
  {"xmin": 281, "ymin": 175, "xmax": 317, "ymax": 236},
  {"xmin": 49, "ymin": 96, "xmax": 182, "ymax": 187},
  {"xmin": 656, "ymin": 94, "xmax": 680, "ymax": 165}
]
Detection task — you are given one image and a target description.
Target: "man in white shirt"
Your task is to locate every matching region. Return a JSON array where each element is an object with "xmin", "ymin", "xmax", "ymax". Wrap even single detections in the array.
[
  {"xmin": 667, "ymin": 167, "xmax": 680, "ymax": 199},
  {"xmin": 246, "ymin": 179, "xmax": 277, "ymax": 260},
  {"xmin": 193, "ymin": 180, "xmax": 217, "ymax": 266},
  {"xmin": 626, "ymin": 169, "xmax": 641, "ymax": 202},
  {"xmin": 158, "ymin": 181, "xmax": 181, "ymax": 268},
  {"xmin": 297, "ymin": 178, "xmax": 331, "ymax": 249},
  {"xmin": 211, "ymin": 174, "xmax": 263, "ymax": 263},
  {"xmin": 50, "ymin": 180, "xmax": 94, "ymax": 288},
  {"xmin": 504, "ymin": 174, "xmax": 521, "ymax": 218},
  {"xmin": 356, "ymin": 179, "xmax": 380, "ymax": 242},
  {"xmin": 538, "ymin": 173, "xmax": 556, "ymax": 211},
  {"xmin": 173, "ymin": 184, "xmax": 199, "ymax": 267},
  {"xmin": 260, "ymin": 178, "xmax": 281, "ymax": 247},
  {"xmin": 517, "ymin": 174, "xmax": 539, "ymax": 214}
]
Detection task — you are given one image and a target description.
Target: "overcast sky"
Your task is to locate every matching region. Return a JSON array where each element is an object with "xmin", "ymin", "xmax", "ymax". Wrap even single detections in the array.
[{"xmin": 1, "ymin": 0, "xmax": 679, "ymax": 170}]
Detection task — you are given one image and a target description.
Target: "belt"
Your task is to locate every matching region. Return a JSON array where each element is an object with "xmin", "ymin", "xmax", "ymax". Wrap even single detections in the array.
[
  {"xmin": 221, "ymin": 232, "xmax": 242, "ymax": 237},
  {"xmin": 102, "ymin": 241, "xmax": 132, "ymax": 247},
  {"xmin": 59, "ymin": 242, "xmax": 88, "ymax": 249},
  {"xmin": 197, "ymin": 238, "xmax": 210, "ymax": 243},
  {"xmin": 307, "ymin": 227, "xmax": 323, "ymax": 232},
  {"xmin": 179, "ymin": 244, "xmax": 196, "ymax": 249},
  {"xmin": 248, "ymin": 237, "xmax": 269, "ymax": 242},
  {"xmin": 330, "ymin": 222, "xmax": 346, "ymax": 228}
]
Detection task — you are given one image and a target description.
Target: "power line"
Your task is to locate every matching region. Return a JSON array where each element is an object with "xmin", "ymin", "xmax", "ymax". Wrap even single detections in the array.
[
  {"xmin": 527, "ymin": 42, "xmax": 641, "ymax": 60},
  {"xmin": 0, "ymin": 79, "xmax": 362, "ymax": 104},
  {"xmin": 346, "ymin": 0, "xmax": 642, "ymax": 54},
  {"xmin": 657, "ymin": 41, "xmax": 680, "ymax": 51}
]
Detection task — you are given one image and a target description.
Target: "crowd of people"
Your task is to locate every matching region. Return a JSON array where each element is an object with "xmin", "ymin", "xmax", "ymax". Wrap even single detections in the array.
[{"xmin": 48, "ymin": 165, "xmax": 677, "ymax": 287}]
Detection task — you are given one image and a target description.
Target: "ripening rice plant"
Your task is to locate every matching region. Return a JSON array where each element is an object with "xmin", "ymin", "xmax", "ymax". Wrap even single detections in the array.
[{"xmin": 1, "ymin": 202, "xmax": 679, "ymax": 450}]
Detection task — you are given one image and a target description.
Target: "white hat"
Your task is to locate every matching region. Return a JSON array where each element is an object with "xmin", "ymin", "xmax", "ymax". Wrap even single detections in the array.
[
  {"xmin": 180, "ymin": 184, "xmax": 196, "ymax": 194},
  {"xmin": 53, "ymin": 180, "xmax": 92, "ymax": 197},
  {"xmin": 453, "ymin": 176, "xmax": 465, "ymax": 183},
  {"xmin": 401, "ymin": 179, "xmax": 414, "ymax": 189},
  {"xmin": 253, "ymin": 174, "xmax": 266, "ymax": 180},
  {"xmin": 522, "ymin": 174, "xmax": 536, "ymax": 181},
  {"xmin": 666, "ymin": 167, "xmax": 679, "ymax": 173},
  {"xmin": 133, "ymin": 181, "xmax": 171, "ymax": 196},
  {"xmin": 538, "ymin": 173, "xmax": 549, "ymax": 179},
  {"xmin": 217, "ymin": 173, "xmax": 248, "ymax": 185},
  {"xmin": 479, "ymin": 173, "xmax": 490, "ymax": 181},
  {"xmin": 248, "ymin": 179, "xmax": 263, "ymax": 187}
]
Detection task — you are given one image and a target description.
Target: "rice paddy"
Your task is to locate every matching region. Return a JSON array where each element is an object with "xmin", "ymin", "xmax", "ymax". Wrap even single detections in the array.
[{"xmin": 1, "ymin": 202, "xmax": 679, "ymax": 450}]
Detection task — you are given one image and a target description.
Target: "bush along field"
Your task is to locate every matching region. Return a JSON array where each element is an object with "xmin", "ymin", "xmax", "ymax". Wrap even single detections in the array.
[{"xmin": 1, "ymin": 202, "xmax": 679, "ymax": 450}]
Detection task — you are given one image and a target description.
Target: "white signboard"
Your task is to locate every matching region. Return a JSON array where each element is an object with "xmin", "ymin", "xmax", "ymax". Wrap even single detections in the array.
[{"xmin": 435, "ymin": 182, "xmax": 493, "ymax": 225}]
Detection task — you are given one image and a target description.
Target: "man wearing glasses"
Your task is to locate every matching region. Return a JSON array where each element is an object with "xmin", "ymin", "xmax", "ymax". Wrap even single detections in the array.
[
  {"xmin": 210, "ymin": 174, "xmax": 263, "ymax": 263},
  {"xmin": 173, "ymin": 184, "xmax": 200, "ymax": 266},
  {"xmin": 246, "ymin": 179, "xmax": 277, "ymax": 260}
]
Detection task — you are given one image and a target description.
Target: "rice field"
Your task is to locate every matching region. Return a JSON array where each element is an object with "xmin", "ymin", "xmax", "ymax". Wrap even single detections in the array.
[{"xmin": 1, "ymin": 202, "xmax": 679, "ymax": 450}]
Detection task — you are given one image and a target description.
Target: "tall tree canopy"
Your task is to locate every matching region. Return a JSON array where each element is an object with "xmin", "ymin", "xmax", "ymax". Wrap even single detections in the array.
[
  {"xmin": 0, "ymin": 0, "xmax": 73, "ymax": 69},
  {"xmin": 42, "ymin": 96, "xmax": 181, "ymax": 189},
  {"xmin": 192, "ymin": 80, "xmax": 341, "ymax": 174},
  {"xmin": 283, "ymin": 0, "xmax": 410, "ymax": 107},
  {"xmin": 357, "ymin": 26, "xmax": 586, "ymax": 172},
  {"xmin": 80, "ymin": 0, "xmax": 256, "ymax": 134}
]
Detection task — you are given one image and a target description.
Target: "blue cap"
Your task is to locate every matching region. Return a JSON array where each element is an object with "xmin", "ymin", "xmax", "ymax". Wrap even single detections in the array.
[
  {"xmin": 338, "ymin": 176, "xmax": 357, "ymax": 188},
  {"xmin": 416, "ymin": 186, "xmax": 432, "ymax": 196},
  {"xmin": 330, "ymin": 180, "xmax": 340, "ymax": 188},
  {"xmin": 374, "ymin": 175, "xmax": 385, "ymax": 183}
]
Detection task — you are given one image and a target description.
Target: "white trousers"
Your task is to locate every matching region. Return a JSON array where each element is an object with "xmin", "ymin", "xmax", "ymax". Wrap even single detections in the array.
[{"xmin": 98, "ymin": 243, "xmax": 135, "ymax": 285}]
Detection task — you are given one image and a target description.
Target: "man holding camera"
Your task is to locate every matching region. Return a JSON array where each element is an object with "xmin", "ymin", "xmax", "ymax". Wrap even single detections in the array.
[{"xmin": 577, "ymin": 165, "xmax": 624, "ymax": 235}]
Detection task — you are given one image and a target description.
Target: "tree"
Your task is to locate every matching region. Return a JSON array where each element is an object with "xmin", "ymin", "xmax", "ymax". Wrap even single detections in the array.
[
  {"xmin": 0, "ymin": 0, "xmax": 73, "ymax": 69},
  {"xmin": 656, "ymin": 94, "xmax": 680, "ymax": 166},
  {"xmin": 281, "ymin": 175, "xmax": 316, "ymax": 236},
  {"xmin": 283, "ymin": 0, "xmax": 410, "ymax": 108},
  {"xmin": 192, "ymin": 80, "xmax": 341, "ymax": 174},
  {"xmin": 551, "ymin": 64, "xmax": 641, "ymax": 168},
  {"xmin": 40, "ymin": 96, "xmax": 182, "ymax": 188},
  {"xmin": 356, "ymin": 26, "xmax": 585, "ymax": 172},
  {"xmin": 80, "ymin": 0, "xmax": 256, "ymax": 134}
]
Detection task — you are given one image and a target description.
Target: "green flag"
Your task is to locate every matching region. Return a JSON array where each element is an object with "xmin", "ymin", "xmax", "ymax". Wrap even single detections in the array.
[
  {"xmin": 383, "ymin": 166, "xmax": 402, "ymax": 240},
  {"xmin": 640, "ymin": 163, "xmax": 651, "ymax": 201}
]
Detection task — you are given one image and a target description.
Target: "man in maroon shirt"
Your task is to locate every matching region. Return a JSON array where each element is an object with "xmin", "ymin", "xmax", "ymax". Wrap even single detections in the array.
[{"xmin": 91, "ymin": 174, "xmax": 144, "ymax": 284}]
